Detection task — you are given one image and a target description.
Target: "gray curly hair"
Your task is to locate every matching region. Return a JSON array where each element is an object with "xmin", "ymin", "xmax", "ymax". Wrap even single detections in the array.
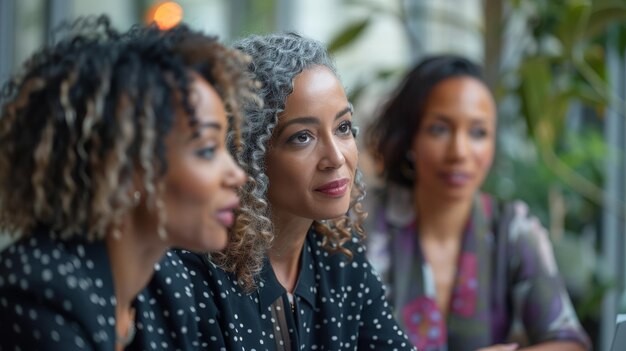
[{"xmin": 212, "ymin": 33, "xmax": 367, "ymax": 292}]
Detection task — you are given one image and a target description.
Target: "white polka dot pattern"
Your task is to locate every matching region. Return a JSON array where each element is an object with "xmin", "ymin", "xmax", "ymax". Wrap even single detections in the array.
[
  {"xmin": 138, "ymin": 230, "xmax": 417, "ymax": 350},
  {"xmin": 131, "ymin": 251, "xmax": 205, "ymax": 350},
  {"xmin": 0, "ymin": 232, "xmax": 117, "ymax": 350}
]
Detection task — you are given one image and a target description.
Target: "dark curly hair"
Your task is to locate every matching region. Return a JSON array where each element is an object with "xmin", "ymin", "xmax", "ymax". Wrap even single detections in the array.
[
  {"xmin": 0, "ymin": 15, "xmax": 257, "ymax": 241},
  {"xmin": 211, "ymin": 33, "xmax": 367, "ymax": 292},
  {"xmin": 366, "ymin": 54, "xmax": 484, "ymax": 187}
]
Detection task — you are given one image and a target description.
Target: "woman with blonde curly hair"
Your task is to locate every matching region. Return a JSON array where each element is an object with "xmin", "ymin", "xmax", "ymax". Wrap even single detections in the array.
[
  {"xmin": 161, "ymin": 32, "xmax": 415, "ymax": 350},
  {"xmin": 0, "ymin": 16, "xmax": 255, "ymax": 350}
]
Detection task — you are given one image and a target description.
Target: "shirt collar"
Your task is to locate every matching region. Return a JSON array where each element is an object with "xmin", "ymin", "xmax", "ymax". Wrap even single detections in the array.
[
  {"xmin": 293, "ymin": 231, "xmax": 316, "ymax": 309},
  {"xmin": 257, "ymin": 257, "xmax": 284, "ymax": 311},
  {"xmin": 257, "ymin": 229, "xmax": 318, "ymax": 311}
]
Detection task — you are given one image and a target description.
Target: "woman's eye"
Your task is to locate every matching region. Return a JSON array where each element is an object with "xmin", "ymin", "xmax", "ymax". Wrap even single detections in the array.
[
  {"xmin": 195, "ymin": 146, "xmax": 216, "ymax": 159},
  {"xmin": 470, "ymin": 127, "xmax": 488, "ymax": 139},
  {"xmin": 287, "ymin": 131, "xmax": 313, "ymax": 145},
  {"xmin": 337, "ymin": 121, "xmax": 353, "ymax": 136},
  {"xmin": 427, "ymin": 124, "xmax": 448, "ymax": 136}
]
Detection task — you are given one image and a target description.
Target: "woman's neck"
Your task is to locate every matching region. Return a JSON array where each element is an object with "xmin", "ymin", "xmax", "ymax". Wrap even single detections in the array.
[
  {"xmin": 414, "ymin": 188, "xmax": 474, "ymax": 242},
  {"xmin": 268, "ymin": 213, "xmax": 313, "ymax": 293},
  {"xmin": 105, "ymin": 220, "xmax": 167, "ymax": 340}
]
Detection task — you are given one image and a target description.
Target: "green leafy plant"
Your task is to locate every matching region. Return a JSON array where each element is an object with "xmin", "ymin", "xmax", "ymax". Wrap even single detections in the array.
[{"xmin": 328, "ymin": 0, "xmax": 626, "ymax": 345}]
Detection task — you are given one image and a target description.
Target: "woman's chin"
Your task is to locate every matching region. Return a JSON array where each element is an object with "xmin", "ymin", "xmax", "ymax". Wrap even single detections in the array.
[
  {"xmin": 205, "ymin": 230, "xmax": 229, "ymax": 252},
  {"xmin": 314, "ymin": 210, "xmax": 350, "ymax": 222},
  {"xmin": 175, "ymin": 229, "xmax": 228, "ymax": 253},
  {"xmin": 441, "ymin": 188, "xmax": 478, "ymax": 202}
]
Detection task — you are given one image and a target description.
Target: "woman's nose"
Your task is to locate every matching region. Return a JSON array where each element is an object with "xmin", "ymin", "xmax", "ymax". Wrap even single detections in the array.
[
  {"xmin": 317, "ymin": 138, "xmax": 346, "ymax": 171},
  {"xmin": 447, "ymin": 132, "xmax": 469, "ymax": 160},
  {"xmin": 225, "ymin": 155, "xmax": 246, "ymax": 188}
]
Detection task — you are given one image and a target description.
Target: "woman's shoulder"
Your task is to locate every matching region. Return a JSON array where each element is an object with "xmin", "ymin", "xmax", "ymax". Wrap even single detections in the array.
[
  {"xmin": 141, "ymin": 249, "xmax": 241, "ymax": 305},
  {"xmin": 488, "ymin": 196, "xmax": 561, "ymax": 274},
  {"xmin": 0, "ymin": 233, "xmax": 114, "ymax": 301},
  {"xmin": 173, "ymin": 249, "xmax": 238, "ymax": 284},
  {"xmin": 306, "ymin": 230, "xmax": 377, "ymax": 285},
  {"xmin": 492, "ymin": 198, "xmax": 549, "ymax": 243},
  {"xmin": 139, "ymin": 250, "xmax": 198, "ymax": 301},
  {"xmin": 0, "ymin": 233, "xmax": 116, "ymax": 349},
  {"xmin": 134, "ymin": 250, "xmax": 210, "ymax": 350},
  {"xmin": 171, "ymin": 248, "xmax": 247, "ymax": 304}
]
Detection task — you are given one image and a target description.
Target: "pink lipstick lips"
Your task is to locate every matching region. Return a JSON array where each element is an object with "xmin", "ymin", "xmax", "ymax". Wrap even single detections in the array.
[
  {"xmin": 315, "ymin": 178, "xmax": 350, "ymax": 197},
  {"xmin": 215, "ymin": 200, "xmax": 239, "ymax": 228},
  {"xmin": 439, "ymin": 171, "xmax": 471, "ymax": 187}
]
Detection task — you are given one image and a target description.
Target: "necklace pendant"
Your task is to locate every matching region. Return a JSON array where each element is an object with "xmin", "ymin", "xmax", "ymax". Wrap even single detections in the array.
[{"xmin": 286, "ymin": 292, "xmax": 295, "ymax": 313}]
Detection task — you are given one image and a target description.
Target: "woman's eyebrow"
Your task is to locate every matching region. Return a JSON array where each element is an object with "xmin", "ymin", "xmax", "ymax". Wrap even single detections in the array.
[
  {"xmin": 274, "ymin": 116, "xmax": 319, "ymax": 138},
  {"xmin": 189, "ymin": 122, "xmax": 222, "ymax": 140},
  {"xmin": 274, "ymin": 105, "xmax": 352, "ymax": 138},
  {"xmin": 335, "ymin": 106, "xmax": 352, "ymax": 120}
]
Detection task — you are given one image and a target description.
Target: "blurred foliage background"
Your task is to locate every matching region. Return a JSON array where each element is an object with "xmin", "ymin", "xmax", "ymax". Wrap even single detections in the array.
[{"xmin": 325, "ymin": 0, "xmax": 626, "ymax": 348}]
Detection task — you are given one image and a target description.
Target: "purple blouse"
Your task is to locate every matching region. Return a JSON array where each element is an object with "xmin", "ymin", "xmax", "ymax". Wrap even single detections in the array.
[{"xmin": 365, "ymin": 185, "xmax": 591, "ymax": 351}]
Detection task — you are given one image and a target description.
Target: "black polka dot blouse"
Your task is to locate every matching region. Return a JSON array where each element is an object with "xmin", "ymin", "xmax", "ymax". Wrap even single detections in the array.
[
  {"xmin": 129, "ymin": 251, "xmax": 204, "ymax": 351},
  {"xmin": 161, "ymin": 229, "xmax": 417, "ymax": 350},
  {"xmin": 0, "ymin": 230, "xmax": 118, "ymax": 350}
]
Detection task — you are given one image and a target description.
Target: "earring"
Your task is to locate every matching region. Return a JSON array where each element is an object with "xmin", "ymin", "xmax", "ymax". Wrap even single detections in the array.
[
  {"xmin": 158, "ymin": 227, "xmax": 167, "ymax": 240},
  {"xmin": 112, "ymin": 227, "xmax": 122, "ymax": 240},
  {"xmin": 133, "ymin": 191, "xmax": 141, "ymax": 206}
]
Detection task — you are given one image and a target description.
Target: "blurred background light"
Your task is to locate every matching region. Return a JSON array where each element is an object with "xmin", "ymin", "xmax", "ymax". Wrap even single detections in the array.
[{"xmin": 146, "ymin": 1, "xmax": 183, "ymax": 30}]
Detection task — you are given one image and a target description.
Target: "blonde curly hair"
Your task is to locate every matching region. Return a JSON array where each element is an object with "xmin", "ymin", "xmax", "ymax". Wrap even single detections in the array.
[{"xmin": 0, "ymin": 16, "xmax": 258, "ymax": 241}]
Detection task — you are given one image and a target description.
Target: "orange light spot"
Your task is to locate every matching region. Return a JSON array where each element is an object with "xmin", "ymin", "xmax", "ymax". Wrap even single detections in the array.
[{"xmin": 147, "ymin": 2, "xmax": 183, "ymax": 30}]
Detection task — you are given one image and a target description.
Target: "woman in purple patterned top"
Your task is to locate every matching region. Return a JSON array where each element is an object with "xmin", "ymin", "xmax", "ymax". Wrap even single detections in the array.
[{"xmin": 364, "ymin": 55, "xmax": 590, "ymax": 351}]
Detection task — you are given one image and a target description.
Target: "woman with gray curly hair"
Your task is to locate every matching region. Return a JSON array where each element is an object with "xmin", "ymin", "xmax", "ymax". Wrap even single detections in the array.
[{"xmin": 170, "ymin": 32, "xmax": 416, "ymax": 350}]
